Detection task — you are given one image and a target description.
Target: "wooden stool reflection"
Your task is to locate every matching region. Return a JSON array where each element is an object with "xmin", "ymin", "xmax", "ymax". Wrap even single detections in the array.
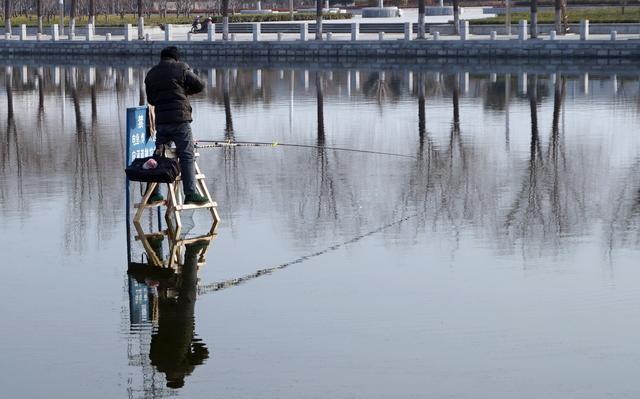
[{"xmin": 132, "ymin": 148, "xmax": 220, "ymax": 267}]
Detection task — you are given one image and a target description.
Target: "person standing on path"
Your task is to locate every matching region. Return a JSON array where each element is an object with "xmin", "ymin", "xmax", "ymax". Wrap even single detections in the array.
[{"xmin": 145, "ymin": 46, "xmax": 208, "ymax": 205}]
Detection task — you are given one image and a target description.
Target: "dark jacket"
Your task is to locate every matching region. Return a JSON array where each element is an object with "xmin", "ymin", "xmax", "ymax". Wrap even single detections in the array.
[{"xmin": 145, "ymin": 58, "xmax": 205, "ymax": 125}]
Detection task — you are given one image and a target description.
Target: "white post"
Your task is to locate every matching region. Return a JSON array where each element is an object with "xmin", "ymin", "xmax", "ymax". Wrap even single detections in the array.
[
  {"xmin": 208, "ymin": 69, "xmax": 217, "ymax": 88},
  {"xmin": 145, "ymin": 33, "xmax": 150, "ymax": 41},
  {"xmin": 138, "ymin": 17, "xmax": 145, "ymax": 40},
  {"xmin": 165, "ymin": 24, "xmax": 173, "ymax": 41},
  {"xmin": 252, "ymin": 22, "xmax": 261, "ymax": 41},
  {"xmin": 326, "ymin": 32, "xmax": 332, "ymax": 40},
  {"xmin": 52, "ymin": 24, "xmax": 60, "ymax": 41},
  {"xmin": 208, "ymin": 22, "xmax": 215, "ymax": 41},
  {"xmin": 583, "ymin": 73, "xmax": 589, "ymax": 95},
  {"xmin": 351, "ymin": 22, "xmax": 359, "ymax": 41},
  {"xmin": 518, "ymin": 20, "xmax": 527, "ymax": 41},
  {"xmin": 87, "ymin": 24, "xmax": 94, "ymax": 41},
  {"xmin": 300, "ymin": 23, "xmax": 307, "ymax": 41},
  {"xmin": 490, "ymin": 31, "xmax": 497, "ymax": 40},
  {"xmin": 379, "ymin": 31, "xmax": 385, "ymax": 40},
  {"xmin": 20, "ymin": 24, "xmax": 27, "ymax": 40},
  {"xmin": 106, "ymin": 33, "xmax": 112, "ymax": 41},
  {"xmin": 278, "ymin": 32, "xmax": 283, "ymax": 41},
  {"xmin": 433, "ymin": 31, "xmax": 440, "ymax": 40},
  {"xmin": 461, "ymin": 72, "xmax": 469, "ymax": 94},
  {"xmin": 404, "ymin": 22, "xmax": 412, "ymax": 41},
  {"xmin": 580, "ymin": 19, "xmax": 589, "ymax": 40},
  {"xmin": 124, "ymin": 24, "xmax": 132, "ymax": 41},
  {"xmin": 187, "ymin": 32, "xmax": 193, "ymax": 41},
  {"xmin": 460, "ymin": 20, "xmax": 469, "ymax": 40},
  {"xmin": 518, "ymin": 72, "xmax": 527, "ymax": 95},
  {"xmin": 490, "ymin": 73, "xmax": 497, "ymax": 82},
  {"xmin": 549, "ymin": 30, "xmax": 556, "ymax": 40},
  {"xmin": 610, "ymin": 31, "xmax": 617, "ymax": 41}
]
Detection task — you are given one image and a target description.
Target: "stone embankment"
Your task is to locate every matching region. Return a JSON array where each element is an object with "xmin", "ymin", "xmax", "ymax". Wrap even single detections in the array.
[{"xmin": 2, "ymin": 39, "xmax": 640, "ymax": 58}]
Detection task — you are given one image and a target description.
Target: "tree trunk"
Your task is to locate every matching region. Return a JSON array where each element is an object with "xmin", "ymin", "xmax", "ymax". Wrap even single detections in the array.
[
  {"xmin": 554, "ymin": 0, "xmax": 561, "ymax": 33},
  {"xmin": 418, "ymin": 72, "xmax": 425, "ymax": 138},
  {"xmin": 530, "ymin": 0, "xmax": 538, "ymax": 38},
  {"xmin": 222, "ymin": 0, "xmax": 229, "ymax": 40},
  {"xmin": 316, "ymin": 0, "xmax": 323, "ymax": 40},
  {"xmin": 71, "ymin": 0, "xmax": 77, "ymax": 37},
  {"xmin": 417, "ymin": 0, "xmax": 425, "ymax": 39},
  {"xmin": 223, "ymin": 69, "xmax": 234, "ymax": 140},
  {"xmin": 290, "ymin": 0, "xmax": 294, "ymax": 21},
  {"xmin": 4, "ymin": 0, "xmax": 12, "ymax": 35},
  {"xmin": 37, "ymin": 0, "xmax": 43, "ymax": 34},
  {"xmin": 505, "ymin": 0, "xmax": 511, "ymax": 36},
  {"xmin": 452, "ymin": 0, "xmax": 460, "ymax": 35},
  {"xmin": 138, "ymin": 0, "xmax": 144, "ymax": 39},
  {"xmin": 453, "ymin": 74, "xmax": 460, "ymax": 130},
  {"xmin": 316, "ymin": 72, "xmax": 325, "ymax": 146}
]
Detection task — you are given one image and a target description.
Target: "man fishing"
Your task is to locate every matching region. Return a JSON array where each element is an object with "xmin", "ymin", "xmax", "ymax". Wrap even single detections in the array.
[{"xmin": 145, "ymin": 46, "xmax": 208, "ymax": 205}]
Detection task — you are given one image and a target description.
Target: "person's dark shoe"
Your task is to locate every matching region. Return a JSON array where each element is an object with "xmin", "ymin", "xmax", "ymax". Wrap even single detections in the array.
[
  {"xmin": 184, "ymin": 193, "xmax": 209, "ymax": 205},
  {"xmin": 148, "ymin": 193, "xmax": 164, "ymax": 203}
]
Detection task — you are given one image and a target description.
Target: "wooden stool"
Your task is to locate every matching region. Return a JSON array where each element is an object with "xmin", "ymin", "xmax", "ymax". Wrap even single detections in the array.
[{"xmin": 132, "ymin": 148, "xmax": 220, "ymax": 267}]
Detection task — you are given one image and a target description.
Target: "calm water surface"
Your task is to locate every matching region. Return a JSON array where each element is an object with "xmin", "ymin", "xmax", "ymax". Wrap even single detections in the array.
[{"xmin": 1, "ymin": 59, "xmax": 640, "ymax": 398}]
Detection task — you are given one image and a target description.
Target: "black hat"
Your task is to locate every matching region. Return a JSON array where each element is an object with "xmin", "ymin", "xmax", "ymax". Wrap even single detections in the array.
[{"xmin": 160, "ymin": 46, "xmax": 180, "ymax": 61}]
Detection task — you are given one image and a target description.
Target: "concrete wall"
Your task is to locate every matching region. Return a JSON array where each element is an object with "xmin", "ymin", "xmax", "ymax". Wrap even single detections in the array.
[{"xmin": 1, "ymin": 40, "xmax": 640, "ymax": 59}]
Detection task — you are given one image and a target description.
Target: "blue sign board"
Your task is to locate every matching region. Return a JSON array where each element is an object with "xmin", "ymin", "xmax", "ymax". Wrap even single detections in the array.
[
  {"xmin": 128, "ymin": 276, "xmax": 151, "ymax": 325},
  {"xmin": 126, "ymin": 106, "xmax": 156, "ymax": 166}
]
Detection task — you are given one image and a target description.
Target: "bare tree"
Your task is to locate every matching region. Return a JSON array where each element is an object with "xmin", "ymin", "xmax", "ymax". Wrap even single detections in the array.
[
  {"xmin": 417, "ymin": 0, "xmax": 425, "ymax": 39},
  {"xmin": 70, "ymin": 0, "xmax": 77, "ymax": 36},
  {"xmin": 89, "ymin": 0, "xmax": 95, "ymax": 26},
  {"xmin": 315, "ymin": 0, "xmax": 322, "ymax": 40},
  {"xmin": 36, "ymin": 0, "xmax": 43, "ymax": 33},
  {"xmin": 4, "ymin": 0, "xmax": 11, "ymax": 35},
  {"xmin": 222, "ymin": 0, "xmax": 229, "ymax": 40},
  {"xmin": 452, "ymin": 0, "xmax": 459, "ymax": 35},
  {"xmin": 554, "ymin": 0, "xmax": 562, "ymax": 33},
  {"xmin": 530, "ymin": 0, "xmax": 538, "ymax": 38}
]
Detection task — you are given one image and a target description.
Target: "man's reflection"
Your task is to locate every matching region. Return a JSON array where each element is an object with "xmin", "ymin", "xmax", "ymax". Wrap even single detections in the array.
[{"xmin": 128, "ymin": 238, "xmax": 211, "ymax": 390}]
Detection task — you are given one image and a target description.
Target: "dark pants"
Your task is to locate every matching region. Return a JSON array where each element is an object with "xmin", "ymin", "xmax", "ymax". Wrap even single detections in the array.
[{"xmin": 154, "ymin": 122, "xmax": 197, "ymax": 196}]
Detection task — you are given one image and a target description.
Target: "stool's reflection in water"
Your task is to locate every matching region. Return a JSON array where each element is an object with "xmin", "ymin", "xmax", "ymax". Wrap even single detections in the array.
[{"xmin": 127, "ymin": 233, "xmax": 214, "ymax": 391}]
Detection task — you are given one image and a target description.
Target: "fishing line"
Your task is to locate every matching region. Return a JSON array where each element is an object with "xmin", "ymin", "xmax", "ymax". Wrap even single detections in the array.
[
  {"xmin": 197, "ymin": 212, "xmax": 417, "ymax": 296},
  {"xmin": 195, "ymin": 140, "xmax": 418, "ymax": 160}
]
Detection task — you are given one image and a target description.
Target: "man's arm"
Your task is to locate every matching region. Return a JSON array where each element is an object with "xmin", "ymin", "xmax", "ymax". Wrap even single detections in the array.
[
  {"xmin": 144, "ymin": 75, "xmax": 156, "ymax": 106},
  {"xmin": 183, "ymin": 68, "xmax": 205, "ymax": 96}
]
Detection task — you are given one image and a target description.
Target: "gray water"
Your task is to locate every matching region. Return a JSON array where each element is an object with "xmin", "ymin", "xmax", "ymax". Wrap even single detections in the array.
[{"xmin": 1, "ymin": 59, "xmax": 640, "ymax": 398}]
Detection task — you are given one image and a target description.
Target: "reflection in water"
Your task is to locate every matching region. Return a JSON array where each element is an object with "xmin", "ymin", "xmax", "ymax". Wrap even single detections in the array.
[
  {"xmin": 128, "ymin": 233, "xmax": 213, "ymax": 393},
  {"xmin": 3, "ymin": 59, "xmax": 640, "ymax": 398},
  {"xmin": 2, "ymin": 62, "xmax": 640, "ymax": 257}
]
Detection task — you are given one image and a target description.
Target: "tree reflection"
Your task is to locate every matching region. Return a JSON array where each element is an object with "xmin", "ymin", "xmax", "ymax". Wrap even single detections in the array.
[{"xmin": 3, "ymin": 62, "xmax": 640, "ymax": 258}]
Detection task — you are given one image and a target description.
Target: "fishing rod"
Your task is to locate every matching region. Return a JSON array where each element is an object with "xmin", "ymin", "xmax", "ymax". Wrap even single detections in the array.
[
  {"xmin": 195, "ymin": 140, "xmax": 418, "ymax": 159},
  {"xmin": 197, "ymin": 212, "xmax": 418, "ymax": 296}
]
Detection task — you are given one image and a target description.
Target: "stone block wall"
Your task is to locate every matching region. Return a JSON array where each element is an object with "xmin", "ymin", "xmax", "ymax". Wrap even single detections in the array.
[{"xmin": 1, "ymin": 39, "xmax": 639, "ymax": 59}]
